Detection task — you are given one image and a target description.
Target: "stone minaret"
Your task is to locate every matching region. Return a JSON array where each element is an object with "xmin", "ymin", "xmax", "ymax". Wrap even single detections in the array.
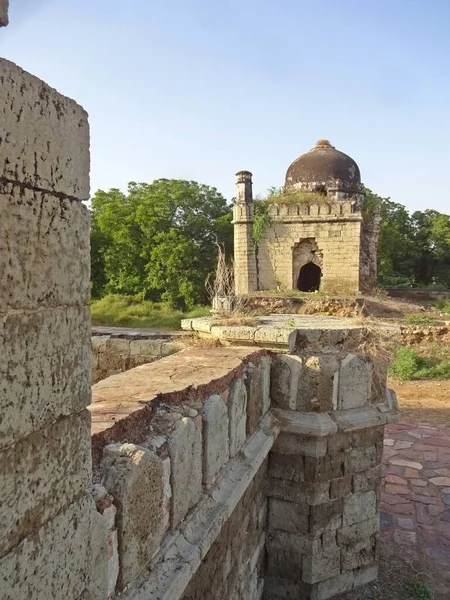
[{"xmin": 233, "ymin": 171, "xmax": 257, "ymax": 295}]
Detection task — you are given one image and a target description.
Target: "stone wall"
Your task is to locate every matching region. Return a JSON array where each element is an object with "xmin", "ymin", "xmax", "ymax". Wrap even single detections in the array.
[
  {"xmin": 92, "ymin": 332, "xmax": 184, "ymax": 383},
  {"xmin": 89, "ymin": 347, "xmax": 275, "ymax": 599},
  {"xmin": 0, "ymin": 58, "xmax": 93, "ymax": 598},
  {"xmin": 257, "ymin": 216, "xmax": 362, "ymax": 294},
  {"xmin": 0, "ymin": 0, "xmax": 8, "ymax": 26}
]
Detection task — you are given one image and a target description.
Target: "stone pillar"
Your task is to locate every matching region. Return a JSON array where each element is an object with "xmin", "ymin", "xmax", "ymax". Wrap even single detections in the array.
[
  {"xmin": 0, "ymin": 0, "xmax": 8, "ymax": 26},
  {"xmin": 0, "ymin": 58, "xmax": 93, "ymax": 599},
  {"xmin": 233, "ymin": 170, "xmax": 257, "ymax": 295},
  {"xmin": 265, "ymin": 348, "xmax": 394, "ymax": 600}
]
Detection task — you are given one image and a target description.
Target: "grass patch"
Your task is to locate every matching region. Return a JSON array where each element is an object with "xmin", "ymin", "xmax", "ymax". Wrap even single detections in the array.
[
  {"xmin": 389, "ymin": 346, "xmax": 450, "ymax": 380},
  {"xmin": 91, "ymin": 294, "xmax": 210, "ymax": 330},
  {"xmin": 257, "ymin": 187, "xmax": 330, "ymax": 204},
  {"xmin": 404, "ymin": 314, "xmax": 438, "ymax": 325},
  {"xmin": 435, "ymin": 298, "xmax": 450, "ymax": 315},
  {"xmin": 406, "ymin": 579, "xmax": 434, "ymax": 600}
]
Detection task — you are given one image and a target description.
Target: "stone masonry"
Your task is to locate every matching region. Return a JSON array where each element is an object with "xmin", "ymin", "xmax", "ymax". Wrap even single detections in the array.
[
  {"xmin": 233, "ymin": 141, "xmax": 380, "ymax": 296},
  {"xmin": 0, "ymin": 51, "xmax": 93, "ymax": 600}
]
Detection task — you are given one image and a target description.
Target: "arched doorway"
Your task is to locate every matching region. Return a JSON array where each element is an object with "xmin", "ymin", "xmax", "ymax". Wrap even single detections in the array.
[{"xmin": 297, "ymin": 262, "xmax": 321, "ymax": 292}]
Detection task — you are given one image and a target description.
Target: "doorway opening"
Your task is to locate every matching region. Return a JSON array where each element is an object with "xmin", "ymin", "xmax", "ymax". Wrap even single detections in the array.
[{"xmin": 297, "ymin": 262, "xmax": 321, "ymax": 292}]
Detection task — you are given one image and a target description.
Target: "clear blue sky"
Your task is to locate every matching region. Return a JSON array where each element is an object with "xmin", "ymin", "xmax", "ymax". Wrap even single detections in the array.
[{"xmin": 2, "ymin": 0, "xmax": 450, "ymax": 213}]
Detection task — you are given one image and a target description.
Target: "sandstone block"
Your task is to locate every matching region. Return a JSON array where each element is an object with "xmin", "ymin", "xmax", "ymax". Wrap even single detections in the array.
[
  {"xmin": 228, "ymin": 379, "xmax": 247, "ymax": 457},
  {"xmin": 1, "ymin": 410, "xmax": 91, "ymax": 557},
  {"xmin": 0, "ymin": 59, "xmax": 90, "ymax": 199},
  {"xmin": 266, "ymin": 478, "xmax": 330, "ymax": 506},
  {"xmin": 245, "ymin": 362, "xmax": 263, "ymax": 434},
  {"xmin": 202, "ymin": 395, "xmax": 229, "ymax": 486},
  {"xmin": 341, "ymin": 537, "xmax": 378, "ymax": 571},
  {"xmin": 343, "ymin": 491, "xmax": 377, "ymax": 527},
  {"xmin": 261, "ymin": 355, "xmax": 271, "ymax": 415},
  {"xmin": 338, "ymin": 354, "xmax": 371, "ymax": 409},
  {"xmin": 345, "ymin": 445, "xmax": 377, "ymax": 474},
  {"xmin": 353, "ymin": 466, "xmax": 382, "ymax": 493},
  {"xmin": 309, "ymin": 499, "xmax": 343, "ymax": 534},
  {"xmin": 89, "ymin": 510, "xmax": 109, "ymax": 600},
  {"xmin": 0, "ymin": 496, "xmax": 92, "ymax": 600},
  {"xmin": 101, "ymin": 443, "xmax": 165, "ymax": 589},
  {"xmin": 268, "ymin": 499, "xmax": 309, "ymax": 535},
  {"xmin": 300, "ymin": 355, "xmax": 341, "ymax": 412},
  {"xmin": 304, "ymin": 453, "xmax": 345, "ymax": 483},
  {"xmin": 0, "ymin": 306, "xmax": 91, "ymax": 447},
  {"xmin": 337, "ymin": 516, "xmax": 379, "ymax": 546},
  {"xmin": 270, "ymin": 354, "xmax": 302, "ymax": 410},
  {"xmin": 273, "ymin": 432, "xmax": 328, "ymax": 458},
  {"xmin": 0, "ymin": 0, "xmax": 8, "ymax": 26},
  {"xmin": 354, "ymin": 563, "xmax": 378, "ymax": 587},
  {"xmin": 268, "ymin": 452, "xmax": 304, "ymax": 483},
  {"xmin": 0, "ymin": 185, "xmax": 90, "ymax": 310},
  {"xmin": 168, "ymin": 417, "xmax": 202, "ymax": 527},
  {"xmin": 311, "ymin": 571, "xmax": 354, "ymax": 600},
  {"xmin": 302, "ymin": 541, "xmax": 341, "ymax": 584},
  {"xmin": 330, "ymin": 475, "xmax": 352, "ymax": 499}
]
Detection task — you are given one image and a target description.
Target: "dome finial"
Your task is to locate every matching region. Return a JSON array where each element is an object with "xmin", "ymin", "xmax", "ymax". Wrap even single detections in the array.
[{"xmin": 315, "ymin": 139, "xmax": 334, "ymax": 148}]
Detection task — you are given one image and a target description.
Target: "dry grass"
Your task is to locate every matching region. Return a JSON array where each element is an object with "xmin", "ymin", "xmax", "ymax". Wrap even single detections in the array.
[
  {"xmin": 180, "ymin": 334, "xmax": 222, "ymax": 348},
  {"xmin": 344, "ymin": 317, "xmax": 397, "ymax": 401}
]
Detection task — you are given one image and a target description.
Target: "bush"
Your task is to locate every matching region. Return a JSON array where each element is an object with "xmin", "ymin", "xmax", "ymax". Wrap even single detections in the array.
[
  {"xmin": 91, "ymin": 294, "xmax": 209, "ymax": 330},
  {"xmin": 389, "ymin": 348, "xmax": 427, "ymax": 380},
  {"xmin": 435, "ymin": 299, "xmax": 450, "ymax": 314},
  {"xmin": 389, "ymin": 346, "xmax": 450, "ymax": 380}
]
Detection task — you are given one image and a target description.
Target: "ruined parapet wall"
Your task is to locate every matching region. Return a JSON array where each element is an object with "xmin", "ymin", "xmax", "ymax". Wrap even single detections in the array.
[
  {"xmin": 0, "ymin": 0, "xmax": 8, "ymax": 26},
  {"xmin": 89, "ymin": 347, "xmax": 274, "ymax": 600},
  {"xmin": 257, "ymin": 205, "xmax": 362, "ymax": 294},
  {"xmin": 0, "ymin": 58, "xmax": 92, "ymax": 598},
  {"xmin": 92, "ymin": 330, "xmax": 185, "ymax": 383}
]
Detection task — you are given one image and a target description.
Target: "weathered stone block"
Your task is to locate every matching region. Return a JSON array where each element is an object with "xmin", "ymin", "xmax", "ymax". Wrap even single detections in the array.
[
  {"xmin": 352, "ymin": 426, "xmax": 384, "ymax": 448},
  {"xmin": 89, "ymin": 510, "xmax": 109, "ymax": 600},
  {"xmin": 0, "ymin": 496, "xmax": 92, "ymax": 600},
  {"xmin": 263, "ymin": 577, "xmax": 311, "ymax": 600},
  {"xmin": 327, "ymin": 432, "xmax": 351, "ymax": 455},
  {"xmin": 330, "ymin": 475, "xmax": 352, "ymax": 499},
  {"xmin": 345, "ymin": 445, "xmax": 377, "ymax": 474},
  {"xmin": 168, "ymin": 417, "xmax": 202, "ymax": 527},
  {"xmin": 266, "ymin": 547, "xmax": 303, "ymax": 584},
  {"xmin": 354, "ymin": 563, "xmax": 378, "ymax": 587},
  {"xmin": 0, "ymin": 0, "xmax": 8, "ymax": 26},
  {"xmin": 302, "ymin": 541, "xmax": 341, "ymax": 584},
  {"xmin": 338, "ymin": 354, "xmax": 371, "ymax": 409},
  {"xmin": 0, "ymin": 185, "xmax": 90, "ymax": 310},
  {"xmin": 268, "ymin": 452, "xmax": 304, "ymax": 483},
  {"xmin": 101, "ymin": 443, "xmax": 165, "ymax": 589},
  {"xmin": 337, "ymin": 516, "xmax": 379, "ymax": 546},
  {"xmin": 261, "ymin": 355, "xmax": 271, "ymax": 415},
  {"xmin": 202, "ymin": 395, "xmax": 229, "ymax": 486},
  {"xmin": 343, "ymin": 491, "xmax": 377, "ymax": 527},
  {"xmin": 353, "ymin": 465, "xmax": 382, "ymax": 493},
  {"xmin": 266, "ymin": 478, "xmax": 330, "ymax": 505},
  {"xmin": 268, "ymin": 499, "xmax": 309, "ymax": 535},
  {"xmin": 311, "ymin": 571, "xmax": 354, "ymax": 600},
  {"xmin": 271, "ymin": 354, "xmax": 302, "ymax": 410},
  {"xmin": 304, "ymin": 453, "xmax": 345, "ymax": 483},
  {"xmin": 309, "ymin": 499, "xmax": 343, "ymax": 533},
  {"xmin": 300, "ymin": 355, "xmax": 340, "ymax": 412},
  {"xmin": 245, "ymin": 362, "xmax": 263, "ymax": 434},
  {"xmin": 273, "ymin": 432, "xmax": 328, "ymax": 458},
  {"xmin": 228, "ymin": 379, "xmax": 247, "ymax": 457},
  {"xmin": 0, "ymin": 59, "xmax": 90, "ymax": 199},
  {"xmin": 0, "ymin": 306, "xmax": 91, "ymax": 447},
  {"xmin": 341, "ymin": 537, "xmax": 378, "ymax": 571},
  {"xmin": 1, "ymin": 410, "xmax": 91, "ymax": 557}
]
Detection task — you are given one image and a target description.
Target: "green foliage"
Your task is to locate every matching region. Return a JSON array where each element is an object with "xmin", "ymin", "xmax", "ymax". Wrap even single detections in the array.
[
  {"xmin": 435, "ymin": 298, "xmax": 450, "ymax": 314},
  {"xmin": 90, "ymin": 179, "xmax": 233, "ymax": 310},
  {"xmin": 374, "ymin": 188, "xmax": 450, "ymax": 289},
  {"xmin": 90, "ymin": 294, "xmax": 209, "ymax": 330},
  {"xmin": 404, "ymin": 315, "xmax": 438, "ymax": 325},
  {"xmin": 252, "ymin": 201, "xmax": 270, "ymax": 247},
  {"xmin": 406, "ymin": 579, "xmax": 434, "ymax": 600},
  {"xmin": 389, "ymin": 346, "xmax": 450, "ymax": 380},
  {"xmin": 259, "ymin": 186, "xmax": 329, "ymax": 204}
]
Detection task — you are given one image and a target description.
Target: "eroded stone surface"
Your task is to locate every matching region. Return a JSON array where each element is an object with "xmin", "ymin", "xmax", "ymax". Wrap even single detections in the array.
[
  {"xmin": 228, "ymin": 379, "xmax": 247, "ymax": 457},
  {"xmin": 0, "ymin": 59, "xmax": 90, "ymax": 198},
  {"xmin": 202, "ymin": 395, "xmax": 229, "ymax": 486},
  {"xmin": 338, "ymin": 354, "xmax": 371, "ymax": 410},
  {"xmin": 101, "ymin": 443, "xmax": 165, "ymax": 589}
]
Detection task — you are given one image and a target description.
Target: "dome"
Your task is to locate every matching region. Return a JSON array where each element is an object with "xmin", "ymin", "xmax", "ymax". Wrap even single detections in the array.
[{"xmin": 285, "ymin": 140, "xmax": 361, "ymax": 191}]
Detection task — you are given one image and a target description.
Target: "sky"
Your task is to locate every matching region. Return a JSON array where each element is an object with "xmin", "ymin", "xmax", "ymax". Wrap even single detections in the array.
[{"xmin": 1, "ymin": 0, "xmax": 450, "ymax": 213}]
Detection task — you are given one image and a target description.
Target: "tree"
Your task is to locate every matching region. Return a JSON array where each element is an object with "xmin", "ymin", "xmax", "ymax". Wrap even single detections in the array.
[{"xmin": 90, "ymin": 179, "xmax": 233, "ymax": 309}]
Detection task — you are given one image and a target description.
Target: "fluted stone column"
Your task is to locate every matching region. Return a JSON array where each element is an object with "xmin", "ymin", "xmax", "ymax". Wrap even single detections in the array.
[{"xmin": 233, "ymin": 170, "xmax": 257, "ymax": 295}]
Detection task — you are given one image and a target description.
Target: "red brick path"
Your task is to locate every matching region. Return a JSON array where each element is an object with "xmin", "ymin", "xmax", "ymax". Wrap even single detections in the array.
[{"xmin": 381, "ymin": 422, "xmax": 450, "ymax": 594}]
